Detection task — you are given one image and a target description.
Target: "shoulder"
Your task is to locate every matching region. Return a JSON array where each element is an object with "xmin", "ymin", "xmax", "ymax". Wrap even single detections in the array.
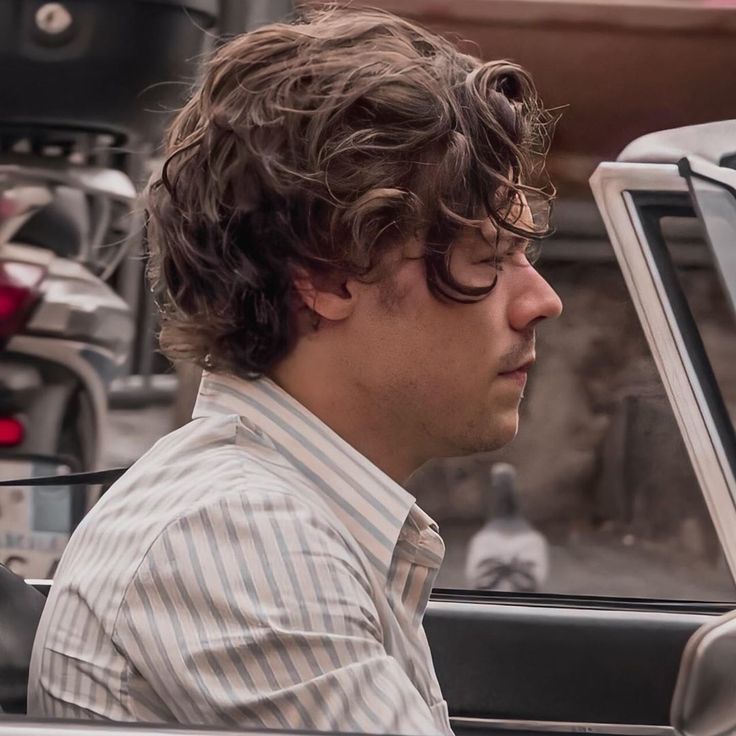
[
  {"xmin": 57, "ymin": 413, "xmax": 351, "ymax": 607},
  {"xmin": 141, "ymin": 483, "xmax": 363, "ymax": 581},
  {"xmin": 106, "ymin": 411, "xmax": 364, "ymax": 588},
  {"xmin": 96, "ymin": 412, "xmax": 319, "ymax": 530},
  {"xmin": 117, "ymin": 481, "xmax": 380, "ymax": 640}
]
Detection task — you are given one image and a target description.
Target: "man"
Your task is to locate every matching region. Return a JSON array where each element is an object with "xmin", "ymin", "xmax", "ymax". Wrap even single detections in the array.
[{"xmin": 28, "ymin": 6, "xmax": 562, "ymax": 734}]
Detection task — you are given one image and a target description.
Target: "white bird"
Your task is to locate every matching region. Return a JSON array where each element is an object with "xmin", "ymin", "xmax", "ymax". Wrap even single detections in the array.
[{"xmin": 464, "ymin": 463, "xmax": 549, "ymax": 592}]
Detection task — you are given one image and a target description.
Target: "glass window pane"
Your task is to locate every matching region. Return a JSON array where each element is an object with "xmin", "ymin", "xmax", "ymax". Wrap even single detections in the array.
[
  {"xmin": 408, "ymin": 202, "xmax": 736, "ymax": 600},
  {"xmin": 660, "ymin": 212, "xmax": 736, "ymax": 430},
  {"xmin": 689, "ymin": 177, "xmax": 736, "ymax": 322}
]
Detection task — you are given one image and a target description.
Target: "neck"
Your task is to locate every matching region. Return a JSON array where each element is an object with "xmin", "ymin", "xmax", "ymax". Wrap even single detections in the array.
[{"xmin": 269, "ymin": 356, "xmax": 423, "ymax": 485}]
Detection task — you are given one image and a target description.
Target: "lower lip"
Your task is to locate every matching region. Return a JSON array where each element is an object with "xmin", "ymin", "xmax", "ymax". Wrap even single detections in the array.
[{"xmin": 498, "ymin": 368, "xmax": 528, "ymax": 386}]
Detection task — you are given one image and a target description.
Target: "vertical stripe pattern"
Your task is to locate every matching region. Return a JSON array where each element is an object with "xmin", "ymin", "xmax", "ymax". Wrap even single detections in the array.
[{"xmin": 28, "ymin": 373, "xmax": 450, "ymax": 735}]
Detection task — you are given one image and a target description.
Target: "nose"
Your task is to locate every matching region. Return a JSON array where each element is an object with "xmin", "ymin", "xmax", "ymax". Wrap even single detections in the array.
[{"xmin": 507, "ymin": 265, "xmax": 563, "ymax": 332}]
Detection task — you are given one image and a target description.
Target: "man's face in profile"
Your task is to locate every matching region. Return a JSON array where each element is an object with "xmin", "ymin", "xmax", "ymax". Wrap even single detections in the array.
[
  {"xmin": 146, "ymin": 4, "xmax": 561, "ymax": 480},
  {"xmin": 341, "ymin": 202, "xmax": 563, "ymax": 464}
]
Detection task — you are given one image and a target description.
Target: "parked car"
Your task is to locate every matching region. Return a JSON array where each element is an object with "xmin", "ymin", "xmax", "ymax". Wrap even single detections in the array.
[{"xmin": 0, "ymin": 119, "xmax": 734, "ymax": 736}]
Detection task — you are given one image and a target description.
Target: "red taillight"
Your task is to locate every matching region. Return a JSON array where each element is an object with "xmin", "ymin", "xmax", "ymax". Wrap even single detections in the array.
[
  {"xmin": 0, "ymin": 417, "xmax": 24, "ymax": 446},
  {"xmin": 0, "ymin": 261, "xmax": 46, "ymax": 342},
  {"xmin": 0, "ymin": 283, "xmax": 34, "ymax": 319}
]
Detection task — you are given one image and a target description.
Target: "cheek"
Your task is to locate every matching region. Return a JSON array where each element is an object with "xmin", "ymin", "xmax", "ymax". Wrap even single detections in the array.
[
  {"xmin": 352, "ymin": 262, "xmax": 507, "ymax": 382},
  {"xmin": 398, "ymin": 299, "xmax": 506, "ymax": 382}
]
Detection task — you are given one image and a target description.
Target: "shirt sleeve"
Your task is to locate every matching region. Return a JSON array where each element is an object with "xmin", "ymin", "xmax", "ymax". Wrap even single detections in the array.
[{"xmin": 113, "ymin": 488, "xmax": 444, "ymax": 735}]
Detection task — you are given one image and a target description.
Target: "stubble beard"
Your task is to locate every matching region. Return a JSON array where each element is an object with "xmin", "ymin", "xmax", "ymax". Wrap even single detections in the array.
[{"xmin": 441, "ymin": 396, "xmax": 521, "ymax": 458}]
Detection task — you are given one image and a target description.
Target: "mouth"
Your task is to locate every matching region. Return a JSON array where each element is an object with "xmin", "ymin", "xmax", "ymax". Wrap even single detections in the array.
[{"xmin": 497, "ymin": 359, "xmax": 535, "ymax": 386}]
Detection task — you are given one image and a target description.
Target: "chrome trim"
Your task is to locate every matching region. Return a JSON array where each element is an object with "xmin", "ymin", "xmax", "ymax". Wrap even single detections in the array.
[
  {"xmin": 0, "ymin": 718, "xmax": 678, "ymax": 736},
  {"xmin": 450, "ymin": 717, "xmax": 674, "ymax": 735},
  {"xmin": 0, "ymin": 165, "xmax": 136, "ymax": 202},
  {"xmin": 0, "ymin": 164, "xmax": 140, "ymax": 269},
  {"xmin": 427, "ymin": 600, "xmax": 716, "ymax": 626},
  {"xmin": 24, "ymin": 578, "xmax": 53, "ymax": 587},
  {"xmin": 590, "ymin": 161, "xmax": 736, "ymax": 584},
  {"xmin": 4, "ymin": 335, "xmax": 108, "ymax": 468}
]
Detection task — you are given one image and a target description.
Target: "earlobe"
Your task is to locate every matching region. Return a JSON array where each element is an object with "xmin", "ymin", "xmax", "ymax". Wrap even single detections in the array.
[{"xmin": 292, "ymin": 269, "xmax": 356, "ymax": 323}]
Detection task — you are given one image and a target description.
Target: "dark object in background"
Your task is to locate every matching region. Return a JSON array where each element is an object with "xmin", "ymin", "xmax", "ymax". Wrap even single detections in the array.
[
  {"xmin": 219, "ymin": 0, "xmax": 295, "ymax": 37},
  {"xmin": 0, "ymin": 563, "xmax": 45, "ymax": 713},
  {"xmin": 0, "ymin": 0, "xmax": 218, "ymax": 147},
  {"xmin": 0, "ymin": 0, "xmax": 220, "ymax": 570}
]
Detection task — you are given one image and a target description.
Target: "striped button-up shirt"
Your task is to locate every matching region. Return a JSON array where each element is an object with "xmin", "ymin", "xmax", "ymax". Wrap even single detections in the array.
[{"xmin": 29, "ymin": 373, "xmax": 451, "ymax": 735}]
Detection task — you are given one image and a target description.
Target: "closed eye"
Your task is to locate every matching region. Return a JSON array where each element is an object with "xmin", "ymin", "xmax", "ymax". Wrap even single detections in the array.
[{"xmin": 475, "ymin": 239, "xmax": 535, "ymax": 270}]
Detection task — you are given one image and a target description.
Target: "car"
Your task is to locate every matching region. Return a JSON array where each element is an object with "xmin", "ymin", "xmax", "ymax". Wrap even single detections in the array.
[{"xmin": 1, "ymin": 120, "xmax": 735, "ymax": 736}]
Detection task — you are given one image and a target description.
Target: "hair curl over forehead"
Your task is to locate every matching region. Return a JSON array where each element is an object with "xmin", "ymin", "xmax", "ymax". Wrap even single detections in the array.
[{"xmin": 145, "ymin": 5, "xmax": 554, "ymax": 378}]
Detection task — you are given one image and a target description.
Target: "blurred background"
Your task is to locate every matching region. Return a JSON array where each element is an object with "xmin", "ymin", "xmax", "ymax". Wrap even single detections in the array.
[{"xmin": 1, "ymin": 0, "xmax": 736, "ymax": 600}]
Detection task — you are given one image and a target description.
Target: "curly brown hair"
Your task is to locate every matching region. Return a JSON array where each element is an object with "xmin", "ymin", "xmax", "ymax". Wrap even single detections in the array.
[{"xmin": 145, "ymin": 5, "xmax": 554, "ymax": 379}]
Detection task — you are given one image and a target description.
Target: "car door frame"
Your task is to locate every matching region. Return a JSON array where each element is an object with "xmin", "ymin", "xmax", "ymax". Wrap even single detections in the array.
[{"xmin": 590, "ymin": 156, "xmax": 736, "ymax": 579}]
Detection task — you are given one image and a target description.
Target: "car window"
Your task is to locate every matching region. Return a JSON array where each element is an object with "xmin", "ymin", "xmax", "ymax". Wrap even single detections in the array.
[
  {"xmin": 686, "ymin": 167, "xmax": 736, "ymax": 323},
  {"xmin": 659, "ymin": 213, "xmax": 736, "ymax": 429},
  {"xmin": 407, "ymin": 194, "xmax": 736, "ymax": 601}
]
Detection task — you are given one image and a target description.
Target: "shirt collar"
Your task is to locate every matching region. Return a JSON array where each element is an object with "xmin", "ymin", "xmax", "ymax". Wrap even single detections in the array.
[{"xmin": 193, "ymin": 372, "xmax": 419, "ymax": 580}]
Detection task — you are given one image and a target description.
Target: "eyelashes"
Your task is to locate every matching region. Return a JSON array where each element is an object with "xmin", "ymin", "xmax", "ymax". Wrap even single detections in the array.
[{"xmin": 475, "ymin": 241, "xmax": 537, "ymax": 271}]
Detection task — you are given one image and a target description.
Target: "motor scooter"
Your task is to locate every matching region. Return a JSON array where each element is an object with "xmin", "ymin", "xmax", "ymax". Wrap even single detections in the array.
[
  {"xmin": 0, "ymin": 152, "xmax": 137, "ymax": 578},
  {"xmin": 0, "ymin": 0, "xmax": 253, "ymax": 579}
]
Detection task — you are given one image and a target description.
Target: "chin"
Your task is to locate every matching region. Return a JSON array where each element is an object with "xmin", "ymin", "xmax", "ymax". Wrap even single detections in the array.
[
  {"xmin": 493, "ymin": 416, "xmax": 519, "ymax": 448},
  {"xmin": 452, "ymin": 411, "xmax": 519, "ymax": 456}
]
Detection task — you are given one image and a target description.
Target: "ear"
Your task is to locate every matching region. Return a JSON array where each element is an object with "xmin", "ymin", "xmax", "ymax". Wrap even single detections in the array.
[{"xmin": 292, "ymin": 268, "xmax": 356, "ymax": 323}]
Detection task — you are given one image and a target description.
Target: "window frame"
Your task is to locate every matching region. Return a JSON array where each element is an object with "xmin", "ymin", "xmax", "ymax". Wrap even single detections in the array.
[{"xmin": 590, "ymin": 160, "xmax": 736, "ymax": 584}]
